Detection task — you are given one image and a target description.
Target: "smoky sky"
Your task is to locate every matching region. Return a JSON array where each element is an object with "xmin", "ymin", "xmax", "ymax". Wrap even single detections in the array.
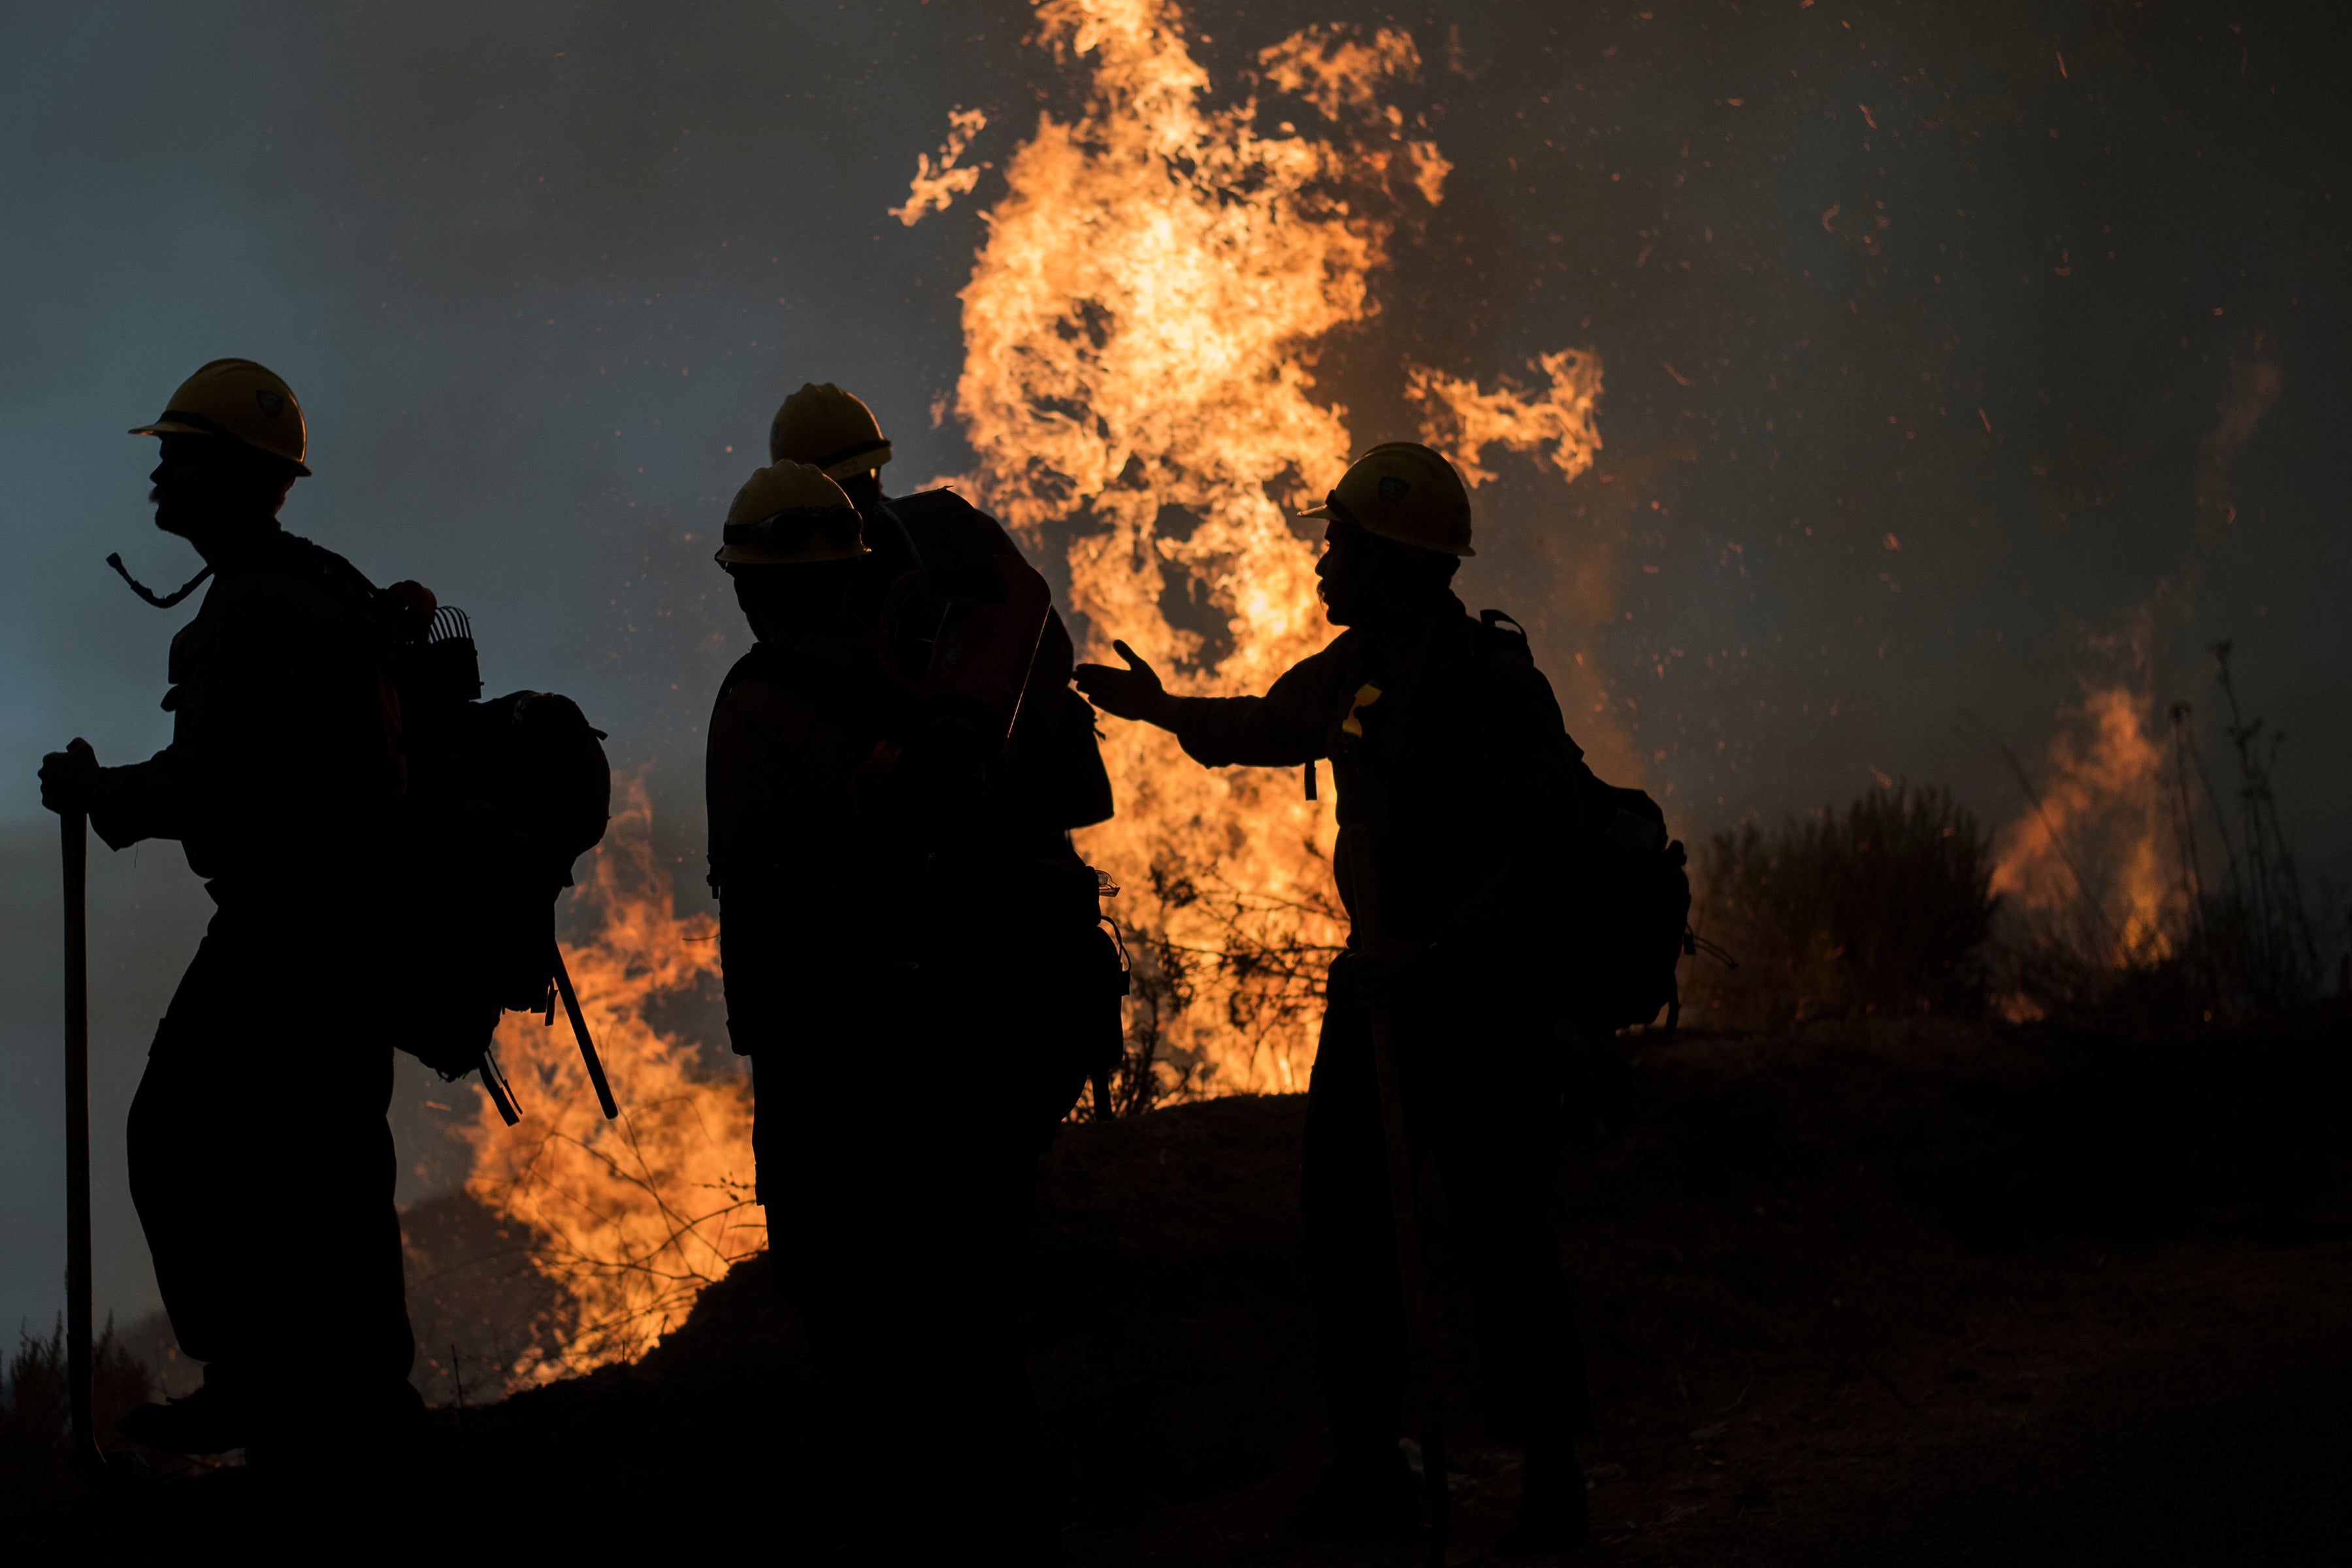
[{"xmin": 3, "ymin": 1, "xmax": 2344, "ymax": 1338}]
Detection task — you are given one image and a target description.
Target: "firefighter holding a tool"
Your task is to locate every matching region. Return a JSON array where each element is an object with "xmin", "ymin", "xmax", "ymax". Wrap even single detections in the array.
[
  {"xmin": 37, "ymin": 360, "xmax": 424, "ymax": 1467},
  {"xmin": 1075, "ymin": 443, "xmax": 1597, "ymax": 1556}
]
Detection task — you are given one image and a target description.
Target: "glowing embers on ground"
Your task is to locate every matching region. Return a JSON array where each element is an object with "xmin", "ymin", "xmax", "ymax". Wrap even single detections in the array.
[
  {"xmin": 458, "ymin": 781, "xmax": 759, "ymax": 1382},
  {"xmin": 942, "ymin": 0, "xmax": 1603, "ymax": 1096}
]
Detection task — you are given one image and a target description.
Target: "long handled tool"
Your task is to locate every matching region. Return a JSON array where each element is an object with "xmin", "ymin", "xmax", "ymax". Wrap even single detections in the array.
[
  {"xmin": 551, "ymin": 941, "xmax": 618, "ymax": 1120},
  {"xmin": 61, "ymin": 809, "xmax": 103, "ymax": 1471},
  {"xmin": 1345, "ymin": 828, "xmax": 1449, "ymax": 1565}
]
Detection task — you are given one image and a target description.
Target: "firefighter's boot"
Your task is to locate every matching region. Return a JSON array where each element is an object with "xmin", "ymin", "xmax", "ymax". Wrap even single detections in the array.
[
  {"xmin": 1496, "ymin": 1440, "xmax": 1592, "ymax": 1557},
  {"xmin": 117, "ymin": 1377, "xmax": 253, "ymax": 1455}
]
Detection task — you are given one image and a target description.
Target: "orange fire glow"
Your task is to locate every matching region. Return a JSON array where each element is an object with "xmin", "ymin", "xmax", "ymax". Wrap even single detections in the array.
[
  {"xmin": 457, "ymin": 780, "xmax": 760, "ymax": 1384},
  {"xmin": 940, "ymin": 0, "xmax": 1603, "ymax": 1094},
  {"xmin": 457, "ymin": 0, "xmax": 1612, "ymax": 1372},
  {"xmin": 1989, "ymin": 640, "xmax": 2181, "ymax": 965}
]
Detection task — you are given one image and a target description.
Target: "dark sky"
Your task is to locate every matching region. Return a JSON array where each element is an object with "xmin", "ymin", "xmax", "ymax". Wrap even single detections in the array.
[{"xmin": 3, "ymin": 0, "xmax": 2344, "ymax": 1341}]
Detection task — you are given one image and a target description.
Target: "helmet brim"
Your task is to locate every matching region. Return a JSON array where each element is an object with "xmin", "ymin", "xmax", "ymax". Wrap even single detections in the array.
[
  {"xmin": 714, "ymin": 504, "xmax": 872, "ymax": 565},
  {"xmin": 817, "ymin": 441, "xmax": 893, "ymax": 483},
  {"xmin": 713, "ymin": 542, "xmax": 873, "ymax": 565},
  {"xmin": 1296, "ymin": 498, "xmax": 1475, "ymax": 556},
  {"xmin": 131, "ymin": 422, "xmax": 313, "ymax": 476}
]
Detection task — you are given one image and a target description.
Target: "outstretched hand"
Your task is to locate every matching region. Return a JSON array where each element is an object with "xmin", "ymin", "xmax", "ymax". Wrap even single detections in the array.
[
  {"xmin": 39, "ymin": 738, "xmax": 97, "ymax": 817},
  {"xmin": 1073, "ymin": 640, "xmax": 1177, "ymax": 729}
]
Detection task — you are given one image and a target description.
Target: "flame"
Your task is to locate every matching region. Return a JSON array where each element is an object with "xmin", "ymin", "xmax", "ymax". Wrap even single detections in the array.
[
  {"xmin": 947, "ymin": 0, "xmax": 1601, "ymax": 1094},
  {"xmin": 1407, "ymin": 350, "xmax": 1605, "ymax": 489},
  {"xmin": 890, "ymin": 106, "xmax": 990, "ymax": 227},
  {"xmin": 457, "ymin": 779, "xmax": 760, "ymax": 1384},
  {"xmin": 1989, "ymin": 664, "xmax": 2181, "ymax": 964},
  {"xmin": 448, "ymin": 1, "xmax": 1614, "ymax": 1371}
]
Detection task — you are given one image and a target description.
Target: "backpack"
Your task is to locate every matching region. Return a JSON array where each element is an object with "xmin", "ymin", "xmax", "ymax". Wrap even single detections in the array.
[
  {"xmin": 876, "ymin": 489, "xmax": 1054, "ymax": 751},
  {"xmin": 1575, "ymin": 781, "xmax": 1695, "ymax": 1032},
  {"xmin": 381, "ymin": 599, "xmax": 615, "ymax": 1122},
  {"xmin": 108, "ymin": 537, "xmax": 616, "ymax": 1113},
  {"xmin": 1477, "ymin": 610, "xmax": 1695, "ymax": 1034},
  {"xmin": 877, "ymin": 490, "xmax": 1127, "ymax": 1115},
  {"xmin": 883, "ymin": 491, "xmax": 1115, "ymax": 836}
]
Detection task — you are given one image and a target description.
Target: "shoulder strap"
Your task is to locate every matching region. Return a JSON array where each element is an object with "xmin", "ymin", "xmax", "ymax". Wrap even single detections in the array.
[
  {"xmin": 1477, "ymin": 608, "xmax": 1535, "ymax": 665},
  {"xmin": 269, "ymin": 533, "xmax": 382, "ymax": 604},
  {"xmin": 1460, "ymin": 608, "xmax": 1592, "ymax": 770},
  {"xmin": 242, "ymin": 533, "xmax": 425, "ymax": 655},
  {"xmin": 887, "ymin": 487, "xmax": 1022, "ymax": 557}
]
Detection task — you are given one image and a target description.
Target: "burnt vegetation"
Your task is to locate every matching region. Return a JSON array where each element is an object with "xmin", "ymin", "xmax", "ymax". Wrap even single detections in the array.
[
  {"xmin": 1, "ymin": 1319, "xmax": 152, "ymax": 1512},
  {"xmin": 1095, "ymin": 857, "xmax": 1349, "ymax": 1117},
  {"xmin": 1687, "ymin": 784, "xmax": 1998, "ymax": 1030},
  {"xmin": 1993, "ymin": 647, "xmax": 2345, "ymax": 1035},
  {"xmin": 1686, "ymin": 650, "xmax": 2347, "ymax": 1039}
]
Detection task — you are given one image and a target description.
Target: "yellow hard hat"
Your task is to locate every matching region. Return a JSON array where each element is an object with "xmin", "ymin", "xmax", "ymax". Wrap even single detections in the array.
[
  {"xmin": 1300, "ymin": 441, "xmax": 1475, "ymax": 557},
  {"xmin": 129, "ymin": 358, "xmax": 312, "ymax": 475},
  {"xmin": 768, "ymin": 382, "xmax": 892, "ymax": 480},
  {"xmin": 715, "ymin": 461, "xmax": 869, "ymax": 565}
]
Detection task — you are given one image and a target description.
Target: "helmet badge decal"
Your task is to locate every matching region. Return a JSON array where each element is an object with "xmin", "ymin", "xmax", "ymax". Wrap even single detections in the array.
[
  {"xmin": 254, "ymin": 389, "xmax": 285, "ymax": 418},
  {"xmin": 1377, "ymin": 476, "xmax": 1410, "ymax": 503}
]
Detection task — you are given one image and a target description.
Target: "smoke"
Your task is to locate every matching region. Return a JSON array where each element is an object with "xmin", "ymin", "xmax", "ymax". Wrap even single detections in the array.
[
  {"xmin": 1980, "ymin": 323, "xmax": 2290, "ymax": 977},
  {"xmin": 5, "ymin": 0, "xmax": 2350, "ymax": 1350}
]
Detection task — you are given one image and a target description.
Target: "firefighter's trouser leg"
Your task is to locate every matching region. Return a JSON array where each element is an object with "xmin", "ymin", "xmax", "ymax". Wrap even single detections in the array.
[
  {"xmin": 1301, "ymin": 981, "xmax": 1591, "ymax": 1471},
  {"xmin": 1431, "ymin": 1052, "xmax": 1592, "ymax": 1448},
  {"xmin": 126, "ymin": 889, "xmax": 416, "ymax": 1445},
  {"xmin": 754, "ymin": 1047, "xmax": 1052, "ymax": 1562}
]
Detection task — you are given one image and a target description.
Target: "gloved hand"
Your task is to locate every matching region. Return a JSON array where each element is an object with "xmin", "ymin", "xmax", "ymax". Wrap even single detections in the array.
[
  {"xmin": 39, "ymin": 738, "xmax": 97, "ymax": 816},
  {"xmin": 1073, "ymin": 640, "xmax": 1179, "ymax": 729}
]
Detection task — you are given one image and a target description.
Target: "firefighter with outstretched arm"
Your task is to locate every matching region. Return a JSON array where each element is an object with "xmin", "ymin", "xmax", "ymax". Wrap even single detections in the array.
[
  {"xmin": 1074, "ymin": 442, "xmax": 1598, "ymax": 1555},
  {"xmin": 37, "ymin": 360, "xmax": 424, "ymax": 1467}
]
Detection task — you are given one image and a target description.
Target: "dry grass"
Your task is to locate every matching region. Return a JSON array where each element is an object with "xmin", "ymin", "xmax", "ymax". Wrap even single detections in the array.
[
  {"xmin": 1686, "ymin": 785, "xmax": 1998, "ymax": 1030},
  {"xmin": 1, "ymin": 1318, "xmax": 154, "ymax": 1509}
]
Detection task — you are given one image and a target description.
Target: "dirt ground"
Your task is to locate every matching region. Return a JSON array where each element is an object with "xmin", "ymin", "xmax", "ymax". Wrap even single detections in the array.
[
  {"xmin": 1031, "ymin": 1018, "xmax": 2352, "ymax": 1567},
  {"xmin": 12, "ymin": 1016, "xmax": 2352, "ymax": 1564}
]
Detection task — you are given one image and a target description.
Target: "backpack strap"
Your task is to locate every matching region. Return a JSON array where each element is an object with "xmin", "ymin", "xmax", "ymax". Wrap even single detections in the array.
[
  {"xmin": 886, "ymin": 485, "xmax": 1020, "ymax": 557},
  {"xmin": 1478, "ymin": 608, "xmax": 1535, "ymax": 664},
  {"xmin": 267, "ymin": 533, "xmax": 383, "ymax": 611}
]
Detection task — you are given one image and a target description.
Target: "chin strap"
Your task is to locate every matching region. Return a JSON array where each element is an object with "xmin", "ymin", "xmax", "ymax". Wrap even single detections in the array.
[{"xmin": 106, "ymin": 553, "xmax": 212, "ymax": 608}]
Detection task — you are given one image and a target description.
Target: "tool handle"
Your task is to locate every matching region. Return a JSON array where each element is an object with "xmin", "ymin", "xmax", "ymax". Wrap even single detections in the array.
[
  {"xmin": 479, "ymin": 1051, "xmax": 522, "ymax": 1126},
  {"xmin": 61, "ymin": 811, "xmax": 101, "ymax": 1467},
  {"xmin": 551, "ymin": 944, "xmax": 618, "ymax": 1120}
]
